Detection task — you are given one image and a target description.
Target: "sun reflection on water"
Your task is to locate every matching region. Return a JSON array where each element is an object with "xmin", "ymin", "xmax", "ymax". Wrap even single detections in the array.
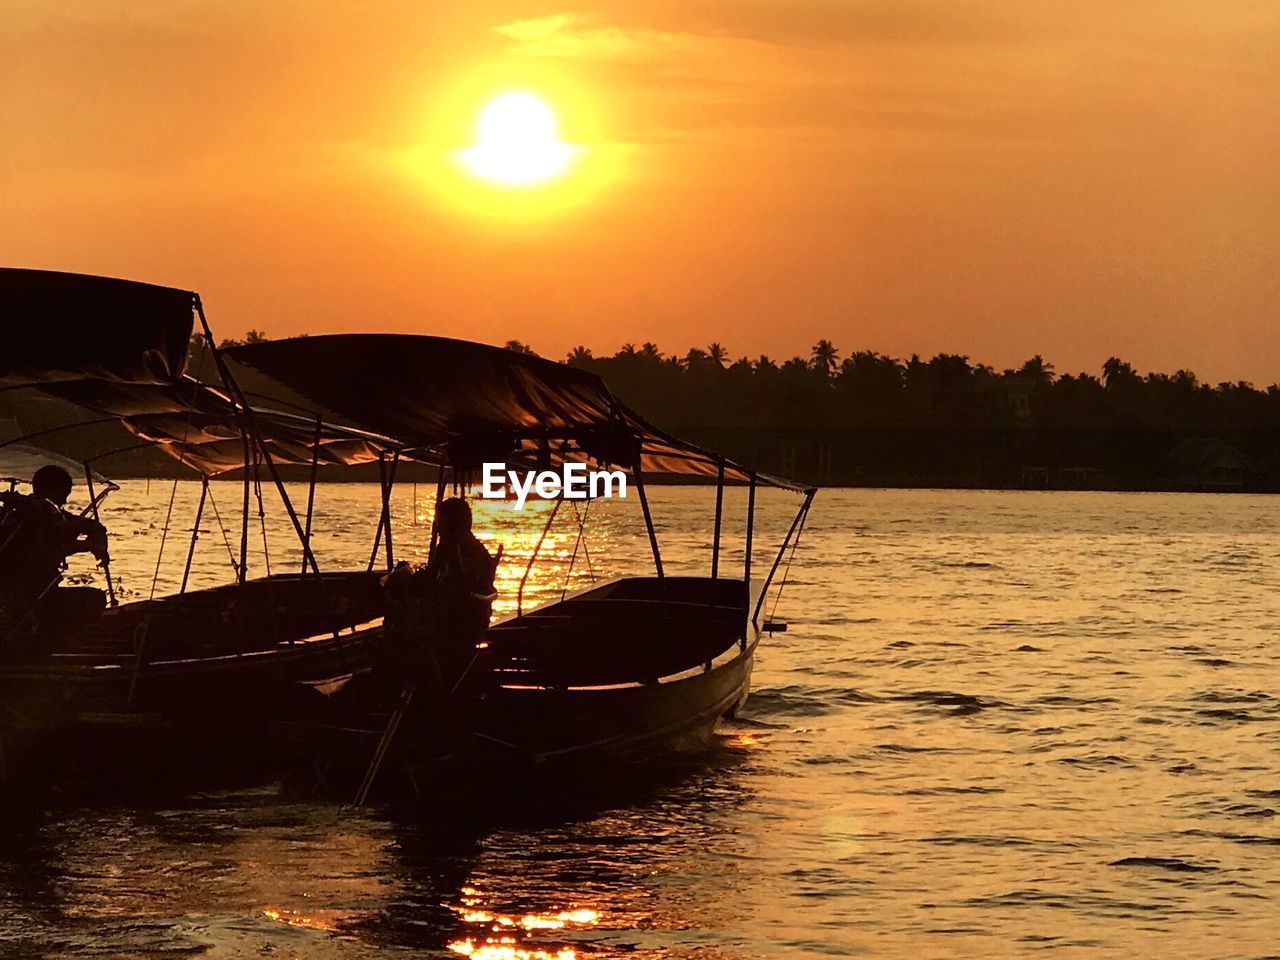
[
  {"xmin": 446, "ymin": 886, "xmax": 600, "ymax": 960},
  {"xmin": 262, "ymin": 907, "xmax": 331, "ymax": 930}
]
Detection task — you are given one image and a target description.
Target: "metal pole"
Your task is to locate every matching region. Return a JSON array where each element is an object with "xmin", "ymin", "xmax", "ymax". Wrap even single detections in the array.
[
  {"xmin": 752, "ymin": 489, "xmax": 815, "ymax": 626},
  {"xmin": 180, "ymin": 477, "xmax": 209, "ymax": 594},
  {"xmin": 742, "ymin": 473, "xmax": 756, "ymax": 650},
  {"xmin": 83, "ymin": 465, "xmax": 117, "ymax": 607},
  {"xmin": 301, "ymin": 417, "xmax": 321, "ymax": 575},
  {"xmin": 239, "ymin": 431, "xmax": 251, "ymax": 585},
  {"xmin": 383, "ymin": 451, "xmax": 399, "ymax": 570},
  {"xmin": 367, "ymin": 453, "xmax": 388, "ymax": 572},
  {"xmin": 196, "ymin": 299, "xmax": 320, "ymax": 577},
  {"xmin": 634, "ymin": 460, "xmax": 663, "ymax": 579},
  {"xmin": 428, "ymin": 467, "xmax": 447, "ymax": 558},
  {"xmin": 711, "ymin": 459, "xmax": 724, "ymax": 578},
  {"xmin": 243, "ymin": 433, "xmax": 320, "ymax": 576}
]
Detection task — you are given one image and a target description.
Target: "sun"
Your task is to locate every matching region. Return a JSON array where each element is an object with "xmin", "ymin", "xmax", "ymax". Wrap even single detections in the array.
[{"xmin": 459, "ymin": 91, "xmax": 577, "ymax": 188}]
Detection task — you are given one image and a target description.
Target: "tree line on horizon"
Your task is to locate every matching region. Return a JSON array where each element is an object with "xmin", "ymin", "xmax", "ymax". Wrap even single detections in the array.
[{"xmin": 211, "ymin": 331, "xmax": 1280, "ymax": 487}]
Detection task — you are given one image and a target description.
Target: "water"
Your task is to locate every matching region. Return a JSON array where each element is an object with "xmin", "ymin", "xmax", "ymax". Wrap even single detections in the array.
[{"xmin": 3, "ymin": 484, "xmax": 1280, "ymax": 958}]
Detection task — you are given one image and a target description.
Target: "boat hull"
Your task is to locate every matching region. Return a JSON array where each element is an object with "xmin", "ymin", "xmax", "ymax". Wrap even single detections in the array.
[
  {"xmin": 472, "ymin": 639, "xmax": 755, "ymax": 765},
  {"xmin": 270, "ymin": 576, "xmax": 762, "ymax": 796}
]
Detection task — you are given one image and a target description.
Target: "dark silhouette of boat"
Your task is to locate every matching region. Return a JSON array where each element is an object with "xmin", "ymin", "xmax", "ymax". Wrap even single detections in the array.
[
  {"xmin": 0, "ymin": 269, "xmax": 815, "ymax": 791},
  {"xmin": 223, "ymin": 333, "xmax": 813, "ymax": 793}
]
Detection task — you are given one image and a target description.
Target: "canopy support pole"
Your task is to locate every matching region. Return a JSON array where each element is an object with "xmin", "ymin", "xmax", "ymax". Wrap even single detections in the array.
[
  {"xmin": 301, "ymin": 417, "xmax": 321, "ymax": 576},
  {"xmin": 254, "ymin": 441, "xmax": 321, "ymax": 575},
  {"xmin": 180, "ymin": 477, "xmax": 208, "ymax": 595},
  {"xmin": 711, "ymin": 459, "xmax": 725, "ymax": 578},
  {"xmin": 83, "ymin": 465, "xmax": 117, "ymax": 607},
  {"xmin": 752, "ymin": 488, "xmax": 815, "ymax": 627},
  {"xmin": 634, "ymin": 460, "xmax": 663, "ymax": 579},
  {"xmin": 428, "ymin": 467, "xmax": 447, "ymax": 559},
  {"xmin": 383, "ymin": 451, "xmax": 399, "ymax": 569},
  {"xmin": 253, "ymin": 457, "xmax": 272, "ymax": 578},
  {"xmin": 368, "ymin": 453, "xmax": 391, "ymax": 572},
  {"xmin": 149, "ymin": 479, "xmax": 180, "ymax": 600},
  {"xmin": 239, "ymin": 430, "xmax": 251, "ymax": 585},
  {"xmin": 743, "ymin": 473, "xmax": 756, "ymax": 649},
  {"xmin": 196, "ymin": 299, "xmax": 321, "ymax": 578}
]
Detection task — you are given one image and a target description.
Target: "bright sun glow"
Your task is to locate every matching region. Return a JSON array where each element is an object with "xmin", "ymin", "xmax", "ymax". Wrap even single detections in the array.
[{"xmin": 460, "ymin": 91, "xmax": 577, "ymax": 187}]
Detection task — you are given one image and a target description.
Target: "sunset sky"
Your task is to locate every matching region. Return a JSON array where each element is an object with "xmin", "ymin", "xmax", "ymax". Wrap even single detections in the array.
[{"xmin": 3, "ymin": 1, "xmax": 1278, "ymax": 383}]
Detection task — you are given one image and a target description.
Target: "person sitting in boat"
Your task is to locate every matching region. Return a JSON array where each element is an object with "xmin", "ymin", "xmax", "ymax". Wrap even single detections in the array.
[
  {"xmin": 380, "ymin": 497, "xmax": 499, "ymax": 698},
  {"xmin": 0, "ymin": 465, "xmax": 110, "ymax": 638}
]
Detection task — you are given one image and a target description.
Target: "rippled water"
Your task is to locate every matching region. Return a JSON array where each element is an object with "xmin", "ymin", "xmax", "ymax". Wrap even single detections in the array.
[{"xmin": 4, "ymin": 484, "xmax": 1280, "ymax": 958}]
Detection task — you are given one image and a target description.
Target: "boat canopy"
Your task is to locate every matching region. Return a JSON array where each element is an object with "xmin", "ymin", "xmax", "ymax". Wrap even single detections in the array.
[
  {"xmin": 35, "ymin": 378, "xmax": 395, "ymax": 475},
  {"xmin": 0, "ymin": 269, "xmax": 194, "ymax": 386},
  {"xmin": 0, "ymin": 443, "xmax": 116, "ymax": 489},
  {"xmin": 225, "ymin": 335, "xmax": 807, "ymax": 491}
]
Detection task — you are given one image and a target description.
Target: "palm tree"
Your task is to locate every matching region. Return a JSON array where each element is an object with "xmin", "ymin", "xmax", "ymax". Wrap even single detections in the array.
[
  {"xmin": 811, "ymin": 339, "xmax": 839, "ymax": 376},
  {"xmin": 1018, "ymin": 354, "xmax": 1055, "ymax": 384},
  {"xmin": 684, "ymin": 347, "xmax": 711, "ymax": 369},
  {"xmin": 1102, "ymin": 357, "xmax": 1137, "ymax": 389},
  {"xmin": 566, "ymin": 345, "xmax": 593, "ymax": 365},
  {"xmin": 707, "ymin": 342, "xmax": 728, "ymax": 367}
]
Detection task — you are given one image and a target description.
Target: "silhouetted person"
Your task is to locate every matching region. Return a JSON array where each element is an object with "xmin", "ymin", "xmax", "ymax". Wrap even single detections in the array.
[
  {"xmin": 380, "ymin": 497, "xmax": 498, "ymax": 700},
  {"xmin": 0, "ymin": 465, "xmax": 109, "ymax": 640}
]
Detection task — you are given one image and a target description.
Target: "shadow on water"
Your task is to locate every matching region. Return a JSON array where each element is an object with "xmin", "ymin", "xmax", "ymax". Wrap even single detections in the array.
[
  {"xmin": 0, "ymin": 743, "xmax": 757, "ymax": 958},
  {"xmin": 358, "ymin": 746, "xmax": 759, "ymax": 957}
]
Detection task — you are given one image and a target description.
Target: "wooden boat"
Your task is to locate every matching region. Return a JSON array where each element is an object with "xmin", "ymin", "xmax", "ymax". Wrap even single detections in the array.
[
  {"xmin": 225, "ymin": 334, "xmax": 817, "ymax": 792},
  {"xmin": 273, "ymin": 575, "xmax": 760, "ymax": 785},
  {"xmin": 1, "ymin": 269, "xmax": 816, "ymax": 793},
  {"xmin": 477, "ymin": 576, "xmax": 758, "ymax": 763},
  {"xmin": 0, "ymin": 270, "xmax": 398, "ymax": 783}
]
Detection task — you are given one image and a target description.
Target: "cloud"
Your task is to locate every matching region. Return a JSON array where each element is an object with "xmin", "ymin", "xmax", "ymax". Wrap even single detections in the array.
[{"xmin": 496, "ymin": 13, "xmax": 723, "ymax": 64}]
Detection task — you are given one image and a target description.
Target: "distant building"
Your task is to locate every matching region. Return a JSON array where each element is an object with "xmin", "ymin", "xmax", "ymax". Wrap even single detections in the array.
[{"xmin": 1166, "ymin": 438, "xmax": 1249, "ymax": 490}]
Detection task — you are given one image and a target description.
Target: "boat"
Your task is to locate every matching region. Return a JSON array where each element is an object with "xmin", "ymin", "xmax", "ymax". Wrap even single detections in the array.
[
  {"xmin": 1, "ymin": 269, "xmax": 816, "ymax": 793},
  {"xmin": 221, "ymin": 334, "xmax": 816, "ymax": 791},
  {"xmin": 0, "ymin": 270, "xmax": 400, "ymax": 783}
]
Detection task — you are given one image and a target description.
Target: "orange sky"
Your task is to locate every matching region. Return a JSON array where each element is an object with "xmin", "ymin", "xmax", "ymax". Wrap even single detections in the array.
[{"xmin": 3, "ymin": 1, "xmax": 1278, "ymax": 383}]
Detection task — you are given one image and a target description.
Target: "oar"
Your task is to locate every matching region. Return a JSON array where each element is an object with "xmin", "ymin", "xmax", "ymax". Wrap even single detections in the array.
[
  {"xmin": 349, "ymin": 619, "xmax": 495, "ymax": 808},
  {"xmin": 351, "ymin": 685, "xmax": 416, "ymax": 807},
  {"xmin": 350, "ymin": 545, "xmax": 502, "ymax": 807}
]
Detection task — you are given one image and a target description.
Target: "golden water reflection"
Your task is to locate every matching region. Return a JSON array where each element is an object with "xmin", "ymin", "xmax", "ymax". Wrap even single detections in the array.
[{"xmin": 446, "ymin": 885, "xmax": 600, "ymax": 959}]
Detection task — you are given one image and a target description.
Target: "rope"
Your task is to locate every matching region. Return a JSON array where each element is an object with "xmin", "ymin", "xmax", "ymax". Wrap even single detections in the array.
[
  {"xmin": 253, "ymin": 462, "xmax": 271, "ymax": 578},
  {"xmin": 148, "ymin": 479, "xmax": 180, "ymax": 600},
  {"xmin": 768, "ymin": 502, "xmax": 811, "ymax": 625},
  {"xmin": 578, "ymin": 499, "xmax": 596, "ymax": 582},
  {"xmin": 204, "ymin": 482, "xmax": 240, "ymax": 576},
  {"xmin": 146, "ymin": 336, "xmax": 213, "ymax": 600},
  {"xmin": 561, "ymin": 499, "xmax": 595, "ymax": 600},
  {"xmin": 517, "ymin": 498, "xmax": 561, "ymax": 617}
]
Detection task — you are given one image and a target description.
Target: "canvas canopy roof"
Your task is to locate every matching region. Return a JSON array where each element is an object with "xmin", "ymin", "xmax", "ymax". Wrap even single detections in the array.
[
  {"xmin": 225, "ymin": 335, "xmax": 807, "ymax": 491},
  {"xmin": 34, "ymin": 378, "xmax": 394, "ymax": 476},
  {"xmin": 0, "ymin": 269, "xmax": 194, "ymax": 386},
  {"xmin": 0, "ymin": 269, "xmax": 805, "ymax": 488},
  {"xmin": 0, "ymin": 443, "xmax": 116, "ymax": 489}
]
